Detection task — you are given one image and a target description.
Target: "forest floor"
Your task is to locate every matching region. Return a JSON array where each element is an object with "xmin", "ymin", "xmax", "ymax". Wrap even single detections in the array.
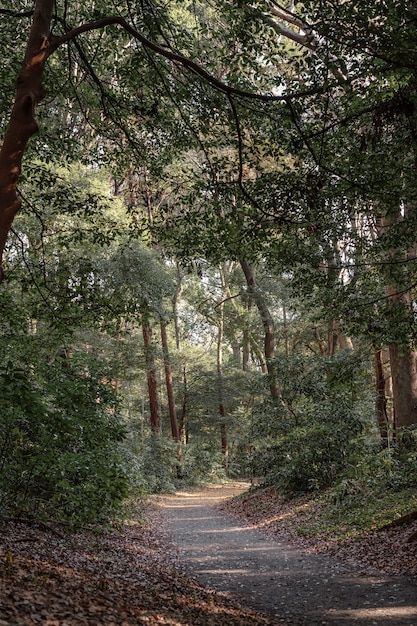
[
  {"xmin": 158, "ymin": 482, "xmax": 417, "ymax": 625},
  {"xmin": 0, "ymin": 482, "xmax": 416, "ymax": 625},
  {"xmin": 0, "ymin": 496, "xmax": 274, "ymax": 626}
]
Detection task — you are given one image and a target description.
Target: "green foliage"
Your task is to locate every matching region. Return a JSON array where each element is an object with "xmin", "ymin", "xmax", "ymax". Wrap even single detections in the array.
[
  {"xmin": 249, "ymin": 352, "xmax": 373, "ymax": 493},
  {"xmin": 301, "ymin": 441, "xmax": 417, "ymax": 541},
  {"xmin": 179, "ymin": 441, "xmax": 226, "ymax": 485},
  {"xmin": 0, "ymin": 290, "xmax": 129, "ymax": 526},
  {"xmin": 137, "ymin": 434, "xmax": 179, "ymax": 493}
]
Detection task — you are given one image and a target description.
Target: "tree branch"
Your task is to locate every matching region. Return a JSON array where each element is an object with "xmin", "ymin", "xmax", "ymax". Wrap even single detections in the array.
[
  {"xmin": 0, "ymin": 10, "xmax": 34, "ymax": 18},
  {"xmin": 47, "ymin": 15, "xmax": 323, "ymax": 103}
]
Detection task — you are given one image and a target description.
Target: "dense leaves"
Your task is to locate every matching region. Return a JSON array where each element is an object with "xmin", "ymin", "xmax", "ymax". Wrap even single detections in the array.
[{"xmin": 0, "ymin": 500, "xmax": 276, "ymax": 625}]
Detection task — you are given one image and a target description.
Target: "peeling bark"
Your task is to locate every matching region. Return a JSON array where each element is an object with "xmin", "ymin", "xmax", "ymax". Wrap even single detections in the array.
[{"xmin": 0, "ymin": 0, "xmax": 54, "ymax": 280}]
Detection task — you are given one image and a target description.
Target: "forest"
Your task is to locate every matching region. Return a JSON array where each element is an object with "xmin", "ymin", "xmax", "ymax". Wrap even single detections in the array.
[{"xmin": 1, "ymin": 0, "xmax": 417, "ymax": 537}]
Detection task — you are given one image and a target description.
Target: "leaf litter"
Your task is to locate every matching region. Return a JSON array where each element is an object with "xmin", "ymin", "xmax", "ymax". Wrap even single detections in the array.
[
  {"xmin": 0, "ymin": 500, "xmax": 276, "ymax": 626},
  {"xmin": 220, "ymin": 486, "xmax": 417, "ymax": 580}
]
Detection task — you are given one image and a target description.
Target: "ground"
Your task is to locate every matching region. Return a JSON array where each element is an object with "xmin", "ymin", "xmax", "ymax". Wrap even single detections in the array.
[
  {"xmin": 157, "ymin": 483, "xmax": 417, "ymax": 625},
  {"xmin": 220, "ymin": 483, "xmax": 417, "ymax": 580},
  {"xmin": 1, "ymin": 483, "xmax": 416, "ymax": 625}
]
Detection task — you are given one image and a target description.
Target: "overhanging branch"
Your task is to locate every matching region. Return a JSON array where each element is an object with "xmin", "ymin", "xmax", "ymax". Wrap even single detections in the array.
[{"xmin": 47, "ymin": 15, "xmax": 323, "ymax": 103}]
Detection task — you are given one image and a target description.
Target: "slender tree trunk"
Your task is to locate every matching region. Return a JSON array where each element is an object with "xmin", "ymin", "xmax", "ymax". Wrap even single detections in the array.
[
  {"xmin": 240, "ymin": 259, "xmax": 280, "ymax": 399},
  {"xmin": 172, "ymin": 263, "xmax": 188, "ymax": 443},
  {"xmin": 142, "ymin": 316, "xmax": 160, "ymax": 434},
  {"xmin": 377, "ymin": 207, "xmax": 417, "ymax": 432},
  {"xmin": 249, "ymin": 334, "xmax": 268, "ymax": 373},
  {"xmin": 172, "ymin": 263, "xmax": 184, "ymax": 351},
  {"xmin": 218, "ymin": 338, "xmax": 228, "ymax": 470},
  {"xmin": 374, "ymin": 348, "xmax": 389, "ymax": 447},
  {"xmin": 160, "ymin": 319, "xmax": 180, "ymax": 441},
  {"xmin": 218, "ymin": 267, "xmax": 228, "ymax": 471},
  {"xmin": 0, "ymin": 0, "xmax": 55, "ymax": 280},
  {"xmin": 178, "ymin": 367, "xmax": 188, "ymax": 443}
]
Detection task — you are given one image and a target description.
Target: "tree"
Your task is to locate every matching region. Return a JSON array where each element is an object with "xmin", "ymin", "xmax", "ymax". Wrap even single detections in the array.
[{"xmin": 0, "ymin": 0, "xmax": 303, "ymax": 281}]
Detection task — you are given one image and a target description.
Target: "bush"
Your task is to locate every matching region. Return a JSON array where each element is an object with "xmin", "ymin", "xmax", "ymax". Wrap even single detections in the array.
[
  {"xmin": 138, "ymin": 434, "xmax": 179, "ymax": 493},
  {"xmin": 179, "ymin": 441, "xmax": 226, "ymax": 485},
  {"xmin": 0, "ymin": 356, "xmax": 129, "ymax": 526},
  {"xmin": 248, "ymin": 352, "xmax": 372, "ymax": 493}
]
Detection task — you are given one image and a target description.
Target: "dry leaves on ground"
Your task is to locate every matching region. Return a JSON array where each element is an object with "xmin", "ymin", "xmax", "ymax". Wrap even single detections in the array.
[
  {"xmin": 221, "ymin": 486, "xmax": 417, "ymax": 580},
  {"xmin": 0, "ymin": 501, "xmax": 276, "ymax": 626}
]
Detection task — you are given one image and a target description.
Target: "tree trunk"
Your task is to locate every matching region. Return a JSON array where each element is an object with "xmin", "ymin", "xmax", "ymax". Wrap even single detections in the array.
[
  {"xmin": 218, "ymin": 267, "xmax": 228, "ymax": 471},
  {"xmin": 377, "ymin": 206, "xmax": 417, "ymax": 432},
  {"xmin": 160, "ymin": 319, "xmax": 180, "ymax": 441},
  {"xmin": 374, "ymin": 348, "xmax": 389, "ymax": 447},
  {"xmin": 178, "ymin": 367, "xmax": 188, "ymax": 443},
  {"xmin": 240, "ymin": 259, "xmax": 280, "ymax": 399},
  {"xmin": 0, "ymin": 0, "xmax": 55, "ymax": 280},
  {"xmin": 388, "ymin": 343, "xmax": 417, "ymax": 430},
  {"xmin": 142, "ymin": 316, "xmax": 160, "ymax": 434}
]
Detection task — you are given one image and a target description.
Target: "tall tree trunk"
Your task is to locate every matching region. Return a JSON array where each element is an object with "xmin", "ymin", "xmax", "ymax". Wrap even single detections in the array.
[
  {"xmin": 178, "ymin": 367, "xmax": 188, "ymax": 444},
  {"xmin": 388, "ymin": 342, "xmax": 417, "ymax": 430},
  {"xmin": 0, "ymin": 0, "xmax": 54, "ymax": 281},
  {"xmin": 172, "ymin": 263, "xmax": 188, "ymax": 443},
  {"xmin": 377, "ymin": 207, "xmax": 417, "ymax": 432},
  {"xmin": 160, "ymin": 319, "xmax": 180, "ymax": 441},
  {"xmin": 374, "ymin": 348, "xmax": 389, "ymax": 447},
  {"xmin": 240, "ymin": 259, "xmax": 280, "ymax": 399},
  {"xmin": 218, "ymin": 267, "xmax": 228, "ymax": 471},
  {"xmin": 142, "ymin": 316, "xmax": 160, "ymax": 434}
]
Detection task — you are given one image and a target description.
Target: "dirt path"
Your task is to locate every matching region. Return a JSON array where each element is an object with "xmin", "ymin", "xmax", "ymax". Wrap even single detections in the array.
[{"xmin": 156, "ymin": 483, "xmax": 417, "ymax": 626}]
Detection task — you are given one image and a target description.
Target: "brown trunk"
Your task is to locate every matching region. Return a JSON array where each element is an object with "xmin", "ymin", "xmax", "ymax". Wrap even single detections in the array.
[
  {"xmin": 178, "ymin": 367, "xmax": 188, "ymax": 443},
  {"xmin": 218, "ymin": 268, "xmax": 228, "ymax": 471},
  {"xmin": 240, "ymin": 259, "xmax": 280, "ymax": 399},
  {"xmin": 172, "ymin": 263, "xmax": 184, "ymax": 351},
  {"xmin": 142, "ymin": 316, "xmax": 160, "ymax": 434},
  {"xmin": 388, "ymin": 343, "xmax": 417, "ymax": 429},
  {"xmin": 0, "ymin": 0, "xmax": 55, "ymax": 280},
  {"xmin": 220, "ymin": 420, "xmax": 228, "ymax": 469},
  {"xmin": 242, "ymin": 298, "xmax": 252, "ymax": 371},
  {"xmin": 376, "ymin": 206, "xmax": 417, "ymax": 431},
  {"xmin": 160, "ymin": 320, "xmax": 180, "ymax": 441},
  {"xmin": 374, "ymin": 348, "xmax": 389, "ymax": 446}
]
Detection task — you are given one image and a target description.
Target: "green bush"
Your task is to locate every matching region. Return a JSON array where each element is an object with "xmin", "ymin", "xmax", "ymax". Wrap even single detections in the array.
[
  {"xmin": 0, "ymin": 356, "xmax": 129, "ymax": 526},
  {"xmin": 179, "ymin": 441, "xmax": 226, "ymax": 485},
  {"xmin": 138, "ymin": 434, "xmax": 179, "ymax": 493},
  {"xmin": 248, "ymin": 352, "xmax": 372, "ymax": 493}
]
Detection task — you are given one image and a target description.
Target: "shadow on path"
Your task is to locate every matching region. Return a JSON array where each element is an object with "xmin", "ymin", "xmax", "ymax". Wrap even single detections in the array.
[{"xmin": 157, "ymin": 484, "xmax": 417, "ymax": 626}]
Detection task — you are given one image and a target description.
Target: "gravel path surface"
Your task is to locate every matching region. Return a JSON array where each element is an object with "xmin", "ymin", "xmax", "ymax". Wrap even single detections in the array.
[{"xmin": 157, "ymin": 484, "xmax": 417, "ymax": 626}]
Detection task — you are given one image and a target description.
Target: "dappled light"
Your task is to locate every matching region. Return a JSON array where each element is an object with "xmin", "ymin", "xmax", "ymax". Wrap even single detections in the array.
[
  {"xmin": 160, "ymin": 487, "xmax": 417, "ymax": 625},
  {"xmin": 2, "ymin": 1, "xmax": 417, "ymax": 624}
]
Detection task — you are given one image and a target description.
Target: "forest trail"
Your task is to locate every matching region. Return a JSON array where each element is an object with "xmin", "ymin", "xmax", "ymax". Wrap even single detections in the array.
[{"xmin": 156, "ymin": 483, "xmax": 417, "ymax": 626}]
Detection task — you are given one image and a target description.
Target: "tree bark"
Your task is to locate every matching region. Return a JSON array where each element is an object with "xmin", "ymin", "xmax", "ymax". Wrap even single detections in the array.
[
  {"xmin": 0, "ymin": 0, "xmax": 55, "ymax": 280},
  {"xmin": 240, "ymin": 259, "xmax": 280, "ymax": 399},
  {"xmin": 160, "ymin": 319, "xmax": 180, "ymax": 441},
  {"xmin": 142, "ymin": 316, "xmax": 160, "ymax": 434},
  {"xmin": 388, "ymin": 342, "xmax": 417, "ymax": 429},
  {"xmin": 218, "ymin": 267, "xmax": 228, "ymax": 471},
  {"xmin": 376, "ymin": 207, "xmax": 417, "ymax": 431},
  {"xmin": 374, "ymin": 348, "xmax": 389, "ymax": 446}
]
